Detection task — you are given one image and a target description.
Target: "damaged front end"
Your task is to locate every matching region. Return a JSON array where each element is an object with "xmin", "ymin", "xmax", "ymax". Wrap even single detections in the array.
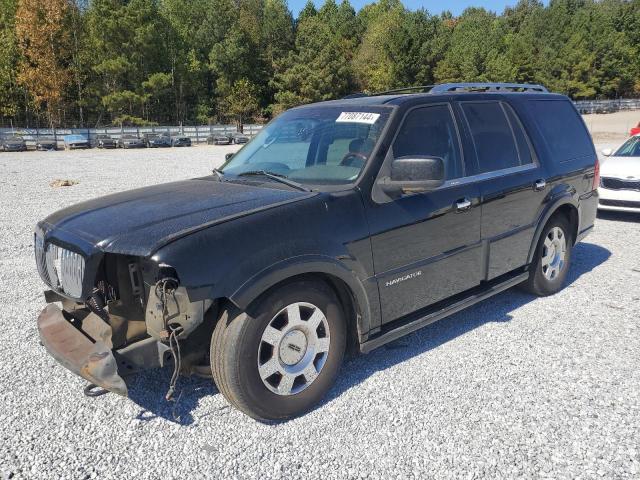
[{"xmin": 36, "ymin": 247, "xmax": 214, "ymax": 397}]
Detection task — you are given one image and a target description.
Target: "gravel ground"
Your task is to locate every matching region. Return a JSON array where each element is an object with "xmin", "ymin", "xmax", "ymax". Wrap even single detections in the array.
[
  {"xmin": 1, "ymin": 145, "xmax": 639, "ymax": 479},
  {"xmin": 584, "ymin": 110, "xmax": 640, "ymax": 142}
]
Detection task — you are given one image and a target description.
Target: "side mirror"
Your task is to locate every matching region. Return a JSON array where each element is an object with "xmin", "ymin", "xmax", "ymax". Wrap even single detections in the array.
[
  {"xmin": 380, "ymin": 156, "xmax": 445, "ymax": 195},
  {"xmin": 601, "ymin": 148, "xmax": 613, "ymax": 157},
  {"xmin": 225, "ymin": 152, "xmax": 234, "ymax": 161}
]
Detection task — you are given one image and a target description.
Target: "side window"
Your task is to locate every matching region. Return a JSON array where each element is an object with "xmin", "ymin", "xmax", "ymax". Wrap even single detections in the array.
[
  {"xmin": 528, "ymin": 100, "xmax": 593, "ymax": 162},
  {"xmin": 503, "ymin": 104, "xmax": 534, "ymax": 166},
  {"xmin": 392, "ymin": 105, "xmax": 463, "ymax": 180},
  {"xmin": 461, "ymin": 101, "xmax": 521, "ymax": 173}
]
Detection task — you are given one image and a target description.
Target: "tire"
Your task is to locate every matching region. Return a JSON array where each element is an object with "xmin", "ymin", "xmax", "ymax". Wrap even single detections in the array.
[
  {"xmin": 211, "ymin": 279, "xmax": 346, "ymax": 421},
  {"xmin": 521, "ymin": 215, "xmax": 573, "ymax": 296}
]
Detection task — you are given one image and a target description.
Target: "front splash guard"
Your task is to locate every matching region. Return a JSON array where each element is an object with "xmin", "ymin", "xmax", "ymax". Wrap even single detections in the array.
[{"xmin": 37, "ymin": 304, "xmax": 128, "ymax": 396}]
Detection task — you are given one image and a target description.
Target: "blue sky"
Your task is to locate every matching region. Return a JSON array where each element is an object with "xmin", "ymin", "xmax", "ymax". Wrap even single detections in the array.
[{"xmin": 289, "ymin": 0, "xmax": 544, "ymax": 16}]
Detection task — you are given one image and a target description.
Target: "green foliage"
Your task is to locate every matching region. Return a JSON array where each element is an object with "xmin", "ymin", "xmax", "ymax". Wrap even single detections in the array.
[
  {"xmin": 1, "ymin": 0, "xmax": 640, "ymax": 127},
  {"xmin": 272, "ymin": 12, "xmax": 354, "ymax": 112},
  {"xmin": 220, "ymin": 78, "xmax": 260, "ymax": 129},
  {"xmin": 0, "ymin": 0, "xmax": 21, "ymax": 119},
  {"xmin": 112, "ymin": 114, "xmax": 158, "ymax": 126}
]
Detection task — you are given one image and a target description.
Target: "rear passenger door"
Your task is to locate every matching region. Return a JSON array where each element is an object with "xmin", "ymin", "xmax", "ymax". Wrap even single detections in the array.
[{"xmin": 457, "ymin": 100, "xmax": 545, "ymax": 280}]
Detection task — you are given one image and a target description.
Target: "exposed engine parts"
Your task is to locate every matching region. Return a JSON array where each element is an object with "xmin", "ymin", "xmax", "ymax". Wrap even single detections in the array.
[
  {"xmin": 146, "ymin": 278, "xmax": 213, "ymax": 341},
  {"xmin": 86, "ymin": 287, "xmax": 110, "ymax": 323}
]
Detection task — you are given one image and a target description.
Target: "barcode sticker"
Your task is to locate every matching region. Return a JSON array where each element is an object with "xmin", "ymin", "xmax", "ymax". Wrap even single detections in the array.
[{"xmin": 336, "ymin": 112, "xmax": 380, "ymax": 124}]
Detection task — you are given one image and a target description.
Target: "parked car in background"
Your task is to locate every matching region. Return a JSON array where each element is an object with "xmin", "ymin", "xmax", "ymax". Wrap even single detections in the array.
[
  {"xmin": 35, "ymin": 137, "xmax": 58, "ymax": 151},
  {"xmin": 595, "ymin": 103, "xmax": 618, "ymax": 114},
  {"xmin": 117, "ymin": 134, "xmax": 146, "ymax": 149},
  {"xmin": 171, "ymin": 136, "xmax": 191, "ymax": 147},
  {"xmin": 63, "ymin": 135, "xmax": 90, "ymax": 150},
  {"xmin": 144, "ymin": 133, "xmax": 172, "ymax": 148},
  {"xmin": 599, "ymin": 134, "xmax": 640, "ymax": 212},
  {"xmin": 232, "ymin": 132, "xmax": 250, "ymax": 144},
  {"xmin": 1, "ymin": 135, "xmax": 27, "ymax": 152},
  {"xmin": 207, "ymin": 133, "xmax": 232, "ymax": 145},
  {"xmin": 95, "ymin": 134, "xmax": 117, "ymax": 149},
  {"xmin": 33, "ymin": 83, "xmax": 599, "ymax": 421},
  {"xmin": 630, "ymin": 122, "xmax": 640, "ymax": 137}
]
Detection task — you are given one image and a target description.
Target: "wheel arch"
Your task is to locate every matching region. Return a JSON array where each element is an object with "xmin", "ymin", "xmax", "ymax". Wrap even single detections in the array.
[
  {"xmin": 228, "ymin": 256, "xmax": 376, "ymax": 348},
  {"xmin": 527, "ymin": 195, "xmax": 579, "ymax": 264}
]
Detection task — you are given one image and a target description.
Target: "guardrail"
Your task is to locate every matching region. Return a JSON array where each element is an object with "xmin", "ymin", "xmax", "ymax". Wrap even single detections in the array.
[{"xmin": 0, "ymin": 124, "xmax": 264, "ymax": 148}]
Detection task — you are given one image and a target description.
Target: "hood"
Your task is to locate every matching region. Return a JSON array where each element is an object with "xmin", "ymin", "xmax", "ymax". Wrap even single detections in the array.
[
  {"xmin": 41, "ymin": 178, "xmax": 314, "ymax": 256},
  {"xmin": 600, "ymin": 156, "xmax": 640, "ymax": 179}
]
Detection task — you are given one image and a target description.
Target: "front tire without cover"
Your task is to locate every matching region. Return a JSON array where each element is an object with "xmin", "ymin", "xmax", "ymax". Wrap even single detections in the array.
[
  {"xmin": 521, "ymin": 214, "xmax": 573, "ymax": 296},
  {"xmin": 211, "ymin": 279, "xmax": 346, "ymax": 421}
]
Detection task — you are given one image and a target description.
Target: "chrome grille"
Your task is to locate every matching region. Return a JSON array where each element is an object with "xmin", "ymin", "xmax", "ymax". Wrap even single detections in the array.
[
  {"xmin": 600, "ymin": 177, "xmax": 640, "ymax": 191},
  {"xmin": 34, "ymin": 235, "xmax": 85, "ymax": 298},
  {"xmin": 34, "ymin": 234, "xmax": 50, "ymax": 285}
]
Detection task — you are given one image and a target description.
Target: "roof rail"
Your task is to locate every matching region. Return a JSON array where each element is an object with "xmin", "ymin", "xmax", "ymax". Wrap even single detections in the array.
[
  {"xmin": 341, "ymin": 83, "xmax": 548, "ymax": 100},
  {"xmin": 373, "ymin": 85, "xmax": 436, "ymax": 95},
  {"xmin": 430, "ymin": 83, "xmax": 548, "ymax": 93}
]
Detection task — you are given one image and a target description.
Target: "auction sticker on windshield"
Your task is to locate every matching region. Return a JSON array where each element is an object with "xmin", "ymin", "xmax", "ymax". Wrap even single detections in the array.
[{"xmin": 336, "ymin": 112, "xmax": 381, "ymax": 124}]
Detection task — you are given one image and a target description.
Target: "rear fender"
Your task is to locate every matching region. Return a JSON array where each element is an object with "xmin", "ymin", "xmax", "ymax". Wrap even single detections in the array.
[{"xmin": 527, "ymin": 191, "xmax": 578, "ymax": 264}]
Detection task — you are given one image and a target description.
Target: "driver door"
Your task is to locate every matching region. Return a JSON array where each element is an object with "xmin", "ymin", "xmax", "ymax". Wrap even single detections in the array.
[{"xmin": 365, "ymin": 103, "xmax": 483, "ymax": 324}]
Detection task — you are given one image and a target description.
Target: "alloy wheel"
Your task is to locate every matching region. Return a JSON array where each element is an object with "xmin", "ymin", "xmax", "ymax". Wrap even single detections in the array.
[
  {"xmin": 257, "ymin": 302, "xmax": 330, "ymax": 396},
  {"xmin": 541, "ymin": 226, "xmax": 567, "ymax": 280}
]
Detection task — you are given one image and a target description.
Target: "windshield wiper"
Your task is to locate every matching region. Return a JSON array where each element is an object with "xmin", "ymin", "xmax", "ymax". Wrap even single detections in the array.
[
  {"xmin": 212, "ymin": 168, "xmax": 225, "ymax": 181},
  {"xmin": 236, "ymin": 170, "xmax": 311, "ymax": 192}
]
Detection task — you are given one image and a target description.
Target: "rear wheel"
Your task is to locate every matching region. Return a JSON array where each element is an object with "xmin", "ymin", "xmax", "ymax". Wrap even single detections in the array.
[
  {"xmin": 211, "ymin": 279, "xmax": 346, "ymax": 421},
  {"xmin": 521, "ymin": 215, "xmax": 573, "ymax": 296}
]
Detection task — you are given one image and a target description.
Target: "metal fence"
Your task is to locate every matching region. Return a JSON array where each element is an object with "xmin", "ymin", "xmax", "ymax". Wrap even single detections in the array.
[
  {"xmin": 0, "ymin": 124, "xmax": 264, "ymax": 149},
  {"xmin": 574, "ymin": 98, "xmax": 640, "ymax": 114}
]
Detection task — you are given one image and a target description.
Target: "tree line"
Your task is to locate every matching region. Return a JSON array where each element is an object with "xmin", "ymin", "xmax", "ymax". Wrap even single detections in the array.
[{"xmin": 0, "ymin": 0, "xmax": 639, "ymax": 128}]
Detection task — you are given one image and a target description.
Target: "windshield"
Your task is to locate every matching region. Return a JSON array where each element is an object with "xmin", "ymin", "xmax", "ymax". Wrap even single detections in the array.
[
  {"xmin": 614, "ymin": 137, "xmax": 640, "ymax": 157},
  {"xmin": 221, "ymin": 106, "xmax": 391, "ymax": 185}
]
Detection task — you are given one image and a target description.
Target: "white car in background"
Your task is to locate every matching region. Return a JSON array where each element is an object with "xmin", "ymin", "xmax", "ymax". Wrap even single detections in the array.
[{"xmin": 599, "ymin": 135, "xmax": 640, "ymax": 212}]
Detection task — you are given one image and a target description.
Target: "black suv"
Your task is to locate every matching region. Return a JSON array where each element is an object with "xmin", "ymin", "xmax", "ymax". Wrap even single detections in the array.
[{"xmin": 34, "ymin": 83, "xmax": 599, "ymax": 421}]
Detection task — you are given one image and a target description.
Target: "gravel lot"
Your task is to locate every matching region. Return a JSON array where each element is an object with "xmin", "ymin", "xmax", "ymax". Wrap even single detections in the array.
[{"xmin": 1, "ymin": 145, "xmax": 639, "ymax": 479}]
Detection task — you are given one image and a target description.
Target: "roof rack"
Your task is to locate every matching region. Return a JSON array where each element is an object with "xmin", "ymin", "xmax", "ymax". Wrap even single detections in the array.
[
  {"xmin": 342, "ymin": 82, "xmax": 548, "ymax": 100},
  {"xmin": 429, "ymin": 83, "xmax": 548, "ymax": 93}
]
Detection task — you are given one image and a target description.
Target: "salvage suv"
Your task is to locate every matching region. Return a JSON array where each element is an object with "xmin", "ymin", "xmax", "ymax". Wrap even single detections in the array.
[{"xmin": 34, "ymin": 83, "xmax": 599, "ymax": 421}]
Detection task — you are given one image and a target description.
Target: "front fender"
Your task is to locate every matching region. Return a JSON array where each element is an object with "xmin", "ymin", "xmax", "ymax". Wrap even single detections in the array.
[{"xmin": 229, "ymin": 255, "xmax": 378, "ymax": 342}]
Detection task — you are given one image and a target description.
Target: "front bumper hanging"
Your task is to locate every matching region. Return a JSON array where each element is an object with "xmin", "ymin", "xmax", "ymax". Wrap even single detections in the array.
[{"xmin": 37, "ymin": 304, "xmax": 128, "ymax": 396}]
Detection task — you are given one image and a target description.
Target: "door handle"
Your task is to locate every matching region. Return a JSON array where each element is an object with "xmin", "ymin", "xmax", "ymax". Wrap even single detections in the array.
[
  {"xmin": 534, "ymin": 179, "xmax": 546, "ymax": 191},
  {"xmin": 455, "ymin": 198, "xmax": 472, "ymax": 212}
]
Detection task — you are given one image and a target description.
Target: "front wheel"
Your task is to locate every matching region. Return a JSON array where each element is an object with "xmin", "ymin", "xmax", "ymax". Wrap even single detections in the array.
[
  {"xmin": 521, "ymin": 215, "xmax": 573, "ymax": 296},
  {"xmin": 211, "ymin": 280, "xmax": 346, "ymax": 421}
]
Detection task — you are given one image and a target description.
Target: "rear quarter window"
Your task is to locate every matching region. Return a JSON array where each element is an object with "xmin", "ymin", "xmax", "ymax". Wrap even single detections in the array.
[{"xmin": 528, "ymin": 100, "xmax": 593, "ymax": 162}]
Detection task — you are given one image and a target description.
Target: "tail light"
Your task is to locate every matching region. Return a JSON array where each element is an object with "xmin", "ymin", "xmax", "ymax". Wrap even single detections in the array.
[{"xmin": 593, "ymin": 157, "xmax": 600, "ymax": 190}]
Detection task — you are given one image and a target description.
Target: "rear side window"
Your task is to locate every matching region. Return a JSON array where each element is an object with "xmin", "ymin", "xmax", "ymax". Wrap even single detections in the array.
[
  {"xmin": 392, "ymin": 104, "xmax": 463, "ymax": 180},
  {"xmin": 461, "ymin": 101, "xmax": 526, "ymax": 173},
  {"xmin": 528, "ymin": 100, "xmax": 593, "ymax": 162}
]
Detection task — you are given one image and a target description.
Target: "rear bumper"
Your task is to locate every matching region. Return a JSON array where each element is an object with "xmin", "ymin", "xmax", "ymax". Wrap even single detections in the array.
[{"xmin": 37, "ymin": 304, "xmax": 170, "ymax": 396}]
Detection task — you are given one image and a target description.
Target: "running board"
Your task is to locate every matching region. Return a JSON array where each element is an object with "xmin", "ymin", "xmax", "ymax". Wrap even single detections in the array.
[{"xmin": 360, "ymin": 271, "xmax": 529, "ymax": 354}]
